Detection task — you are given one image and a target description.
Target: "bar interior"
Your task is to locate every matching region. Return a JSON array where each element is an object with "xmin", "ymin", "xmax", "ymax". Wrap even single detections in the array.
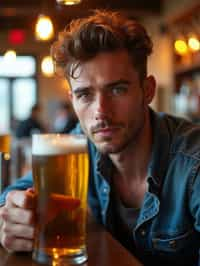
[{"xmin": 0, "ymin": 0, "xmax": 200, "ymax": 265}]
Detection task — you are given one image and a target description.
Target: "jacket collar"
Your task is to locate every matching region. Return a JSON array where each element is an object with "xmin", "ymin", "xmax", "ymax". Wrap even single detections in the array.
[{"xmin": 147, "ymin": 109, "xmax": 172, "ymax": 194}]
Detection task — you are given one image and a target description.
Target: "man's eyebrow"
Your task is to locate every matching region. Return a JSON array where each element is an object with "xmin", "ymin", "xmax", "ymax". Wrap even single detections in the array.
[
  {"xmin": 72, "ymin": 79, "xmax": 131, "ymax": 93},
  {"xmin": 72, "ymin": 87, "xmax": 91, "ymax": 94},
  {"xmin": 105, "ymin": 79, "xmax": 131, "ymax": 88}
]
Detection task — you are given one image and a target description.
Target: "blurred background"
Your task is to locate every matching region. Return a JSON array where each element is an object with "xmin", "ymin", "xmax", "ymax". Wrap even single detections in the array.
[{"xmin": 0, "ymin": 0, "xmax": 200, "ymax": 183}]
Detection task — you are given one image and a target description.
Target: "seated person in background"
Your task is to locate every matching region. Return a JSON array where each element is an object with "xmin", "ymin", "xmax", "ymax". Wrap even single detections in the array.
[
  {"xmin": 15, "ymin": 104, "xmax": 45, "ymax": 139},
  {"xmin": 53, "ymin": 101, "xmax": 78, "ymax": 133},
  {"xmin": 1, "ymin": 10, "xmax": 200, "ymax": 266}
]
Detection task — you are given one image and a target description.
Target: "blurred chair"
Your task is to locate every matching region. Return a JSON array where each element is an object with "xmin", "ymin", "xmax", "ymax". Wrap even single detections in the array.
[
  {"xmin": 10, "ymin": 137, "xmax": 32, "ymax": 184},
  {"xmin": 0, "ymin": 152, "xmax": 10, "ymax": 193}
]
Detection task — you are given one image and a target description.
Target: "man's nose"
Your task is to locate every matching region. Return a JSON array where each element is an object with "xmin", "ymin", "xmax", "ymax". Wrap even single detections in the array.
[{"xmin": 94, "ymin": 94, "xmax": 111, "ymax": 121}]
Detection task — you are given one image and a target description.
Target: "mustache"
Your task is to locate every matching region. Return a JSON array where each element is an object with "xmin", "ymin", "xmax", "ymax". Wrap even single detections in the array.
[{"xmin": 91, "ymin": 120, "xmax": 122, "ymax": 133}]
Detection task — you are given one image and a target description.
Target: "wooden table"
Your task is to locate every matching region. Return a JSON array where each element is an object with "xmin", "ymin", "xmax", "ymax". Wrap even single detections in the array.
[{"xmin": 0, "ymin": 217, "xmax": 143, "ymax": 266}]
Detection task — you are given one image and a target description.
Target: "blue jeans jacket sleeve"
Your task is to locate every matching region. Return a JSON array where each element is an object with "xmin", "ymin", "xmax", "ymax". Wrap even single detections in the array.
[
  {"xmin": 189, "ymin": 169, "xmax": 200, "ymax": 266},
  {"xmin": 0, "ymin": 171, "xmax": 33, "ymax": 206},
  {"xmin": 189, "ymin": 170, "xmax": 200, "ymax": 231}
]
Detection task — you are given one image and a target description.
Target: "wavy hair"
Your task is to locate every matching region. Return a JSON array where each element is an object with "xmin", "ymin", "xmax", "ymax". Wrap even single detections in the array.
[{"xmin": 51, "ymin": 9, "xmax": 153, "ymax": 82}]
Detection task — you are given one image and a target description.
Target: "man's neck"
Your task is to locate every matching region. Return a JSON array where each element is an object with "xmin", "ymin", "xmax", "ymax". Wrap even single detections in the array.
[
  {"xmin": 109, "ymin": 111, "xmax": 152, "ymax": 183},
  {"xmin": 108, "ymin": 111, "xmax": 153, "ymax": 208}
]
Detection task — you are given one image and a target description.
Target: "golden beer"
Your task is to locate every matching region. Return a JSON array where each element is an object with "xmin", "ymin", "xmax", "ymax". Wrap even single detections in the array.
[
  {"xmin": 32, "ymin": 134, "xmax": 89, "ymax": 265},
  {"xmin": 0, "ymin": 134, "xmax": 11, "ymax": 153}
]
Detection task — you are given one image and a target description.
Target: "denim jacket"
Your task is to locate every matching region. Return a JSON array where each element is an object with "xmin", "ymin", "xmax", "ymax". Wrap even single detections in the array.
[
  {"xmin": 87, "ymin": 110, "xmax": 200, "ymax": 266},
  {"xmin": 1, "ymin": 110, "xmax": 200, "ymax": 265}
]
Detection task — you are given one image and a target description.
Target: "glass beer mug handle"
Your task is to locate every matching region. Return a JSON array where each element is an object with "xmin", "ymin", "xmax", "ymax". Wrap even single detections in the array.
[{"xmin": 0, "ymin": 152, "xmax": 10, "ymax": 193}]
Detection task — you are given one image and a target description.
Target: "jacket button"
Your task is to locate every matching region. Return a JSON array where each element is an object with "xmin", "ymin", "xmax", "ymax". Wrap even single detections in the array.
[
  {"xmin": 152, "ymin": 239, "xmax": 158, "ymax": 247},
  {"xmin": 103, "ymin": 187, "xmax": 108, "ymax": 194},
  {"xmin": 140, "ymin": 230, "xmax": 146, "ymax": 236},
  {"xmin": 169, "ymin": 240, "xmax": 176, "ymax": 248},
  {"xmin": 101, "ymin": 210, "xmax": 105, "ymax": 215}
]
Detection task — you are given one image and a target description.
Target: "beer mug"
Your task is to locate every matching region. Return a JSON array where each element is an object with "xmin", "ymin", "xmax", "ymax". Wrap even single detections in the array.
[
  {"xmin": 0, "ymin": 134, "xmax": 11, "ymax": 154},
  {"xmin": 32, "ymin": 134, "xmax": 89, "ymax": 265},
  {"xmin": 0, "ymin": 134, "xmax": 11, "ymax": 193}
]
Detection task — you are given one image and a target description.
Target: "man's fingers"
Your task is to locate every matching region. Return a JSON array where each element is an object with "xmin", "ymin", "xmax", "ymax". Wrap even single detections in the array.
[
  {"xmin": 1, "ymin": 234, "xmax": 33, "ymax": 252},
  {"xmin": 2, "ymin": 221, "xmax": 34, "ymax": 240},
  {"xmin": 0, "ymin": 189, "xmax": 36, "ymax": 253},
  {"xmin": 1, "ymin": 206, "xmax": 35, "ymax": 225},
  {"xmin": 5, "ymin": 189, "xmax": 35, "ymax": 209}
]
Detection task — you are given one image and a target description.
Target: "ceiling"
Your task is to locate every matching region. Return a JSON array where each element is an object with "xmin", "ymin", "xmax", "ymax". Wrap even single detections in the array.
[{"xmin": 0, "ymin": 0, "xmax": 164, "ymax": 32}]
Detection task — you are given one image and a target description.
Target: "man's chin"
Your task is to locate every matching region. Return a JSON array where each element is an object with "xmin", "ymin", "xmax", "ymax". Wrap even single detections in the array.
[
  {"xmin": 90, "ymin": 134, "xmax": 124, "ymax": 154},
  {"xmin": 94, "ymin": 142, "xmax": 124, "ymax": 154}
]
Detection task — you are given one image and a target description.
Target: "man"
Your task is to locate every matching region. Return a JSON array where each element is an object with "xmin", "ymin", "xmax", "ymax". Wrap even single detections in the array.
[
  {"xmin": 15, "ymin": 104, "xmax": 45, "ymax": 138},
  {"xmin": 53, "ymin": 101, "xmax": 78, "ymax": 133},
  {"xmin": 0, "ymin": 10, "xmax": 200, "ymax": 266}
]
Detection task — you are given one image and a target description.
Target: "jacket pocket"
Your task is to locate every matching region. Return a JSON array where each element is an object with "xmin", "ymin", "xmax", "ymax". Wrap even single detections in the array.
[{"xmin": 152, "ymin": 229, "xmax": 197, "ymax": 253}]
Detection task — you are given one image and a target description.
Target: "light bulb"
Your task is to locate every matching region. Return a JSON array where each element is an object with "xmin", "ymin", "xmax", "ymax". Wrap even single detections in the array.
[
  {"xmin": 41, "ymin": 56, "xmax": 54, "ymax": 77},
  {"xmin": 56, "ymin": 0, "xmax": 82, "ymax": 5},
  {"xmin": 35, "ymin": 15, "xmax": 54, "ymax": 41},
  {"xmin": 174, "ymin": 39, "xmax": 188, "ymax": 55},
  {"xmin": 188, "ymin": 36, "xmax": 200, "ymax": 52},
  {"xmin": 3, "ymin": 50, "xmax": 16, "ymax": 63}
]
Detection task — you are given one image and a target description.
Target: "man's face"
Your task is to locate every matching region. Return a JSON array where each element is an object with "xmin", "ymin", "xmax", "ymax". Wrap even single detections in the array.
[{"xmin": 70, "ymin": 50, "xmax": 155, "ymax": 154}]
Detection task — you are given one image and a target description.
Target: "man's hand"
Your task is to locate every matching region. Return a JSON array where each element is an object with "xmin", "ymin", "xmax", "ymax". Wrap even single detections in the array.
[{"xmin": 0, "ymin": 188, "xmax": 35, "ymax": 252}]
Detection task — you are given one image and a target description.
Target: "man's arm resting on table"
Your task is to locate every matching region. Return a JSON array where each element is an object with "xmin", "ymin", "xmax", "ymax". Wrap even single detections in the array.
[{"xmin": 0, "ymin": 171, "xmax": 33, "ymax": 206}]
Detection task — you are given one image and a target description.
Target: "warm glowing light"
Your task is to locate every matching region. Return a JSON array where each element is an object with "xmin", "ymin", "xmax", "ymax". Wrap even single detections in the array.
[
  {"xmin": 3, "ymin": 50, "xmax": 17, "ymax": 62},
  {"xmin": 56, "ymin": 0, "xmax": 82, "ymax": 5},
  {"xmin": 4, "ymin": 153, "xmax": 10, "ymax": 160},
  {"xmin": 35, "ymin": 15, "xmax": 54, "ymax": 41},
  {"xmin": 52, "ymin": 248, "xmax": 59, "ymax": 266},
  {"xmin": 52, "ymin": 261, "xmax": 59, "ymax": 266},
  {"xmin": 41, "ymin": 56, "xmax": 54, "ymax": 77},
  {"xmin": 188, "ymin": 36, "xmax": 200, "ymax": 52},
  {"xmin": 174, "ymin": 39, "xmax": 188, "ymax": 55}
]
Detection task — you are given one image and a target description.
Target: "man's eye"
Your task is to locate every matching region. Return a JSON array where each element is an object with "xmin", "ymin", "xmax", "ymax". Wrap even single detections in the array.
[
  {"xmin": 76, "ymin": 92, "xmax": 91, "ymax": 101},
  {"xmin": 112, "ymin": 86, "xmax": 127, "ymax": 95}
]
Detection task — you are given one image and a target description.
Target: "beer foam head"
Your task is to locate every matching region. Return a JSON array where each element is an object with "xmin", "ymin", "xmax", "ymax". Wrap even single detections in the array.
[{"xmin": 32, "ymin": 134, "xmax": 87, "ymax": 155}]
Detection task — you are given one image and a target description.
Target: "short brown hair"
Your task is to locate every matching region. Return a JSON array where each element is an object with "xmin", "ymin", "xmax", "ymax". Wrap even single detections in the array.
[{"xmin": 51, "ymin": 9, "xmax": 153, "ymax": 82}]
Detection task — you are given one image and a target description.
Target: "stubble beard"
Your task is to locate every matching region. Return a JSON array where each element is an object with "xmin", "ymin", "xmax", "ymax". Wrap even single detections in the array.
[
  {"xmin": 93, "ymin": 111, "xmax": 146, "ymax": 155},
  {"xmin": 80, "ymin": 99, "xmax": 147, "ymax": 155}
]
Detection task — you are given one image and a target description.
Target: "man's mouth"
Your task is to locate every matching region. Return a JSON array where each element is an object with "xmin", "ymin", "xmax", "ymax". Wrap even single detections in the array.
[
  {"xmin": 92, "ymin": 126, "xmax": 121, "ymax": 138},
  {"xmin": 91, "ymin": 120, "xmax": 123, "ymax": 138}
]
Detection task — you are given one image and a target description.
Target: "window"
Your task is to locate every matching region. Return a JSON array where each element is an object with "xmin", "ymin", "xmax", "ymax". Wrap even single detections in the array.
[
  {"xmin": 12, "ymin": 78, "xmax": 37, "ymax": 120},
  {"xmin": 0, "ymin": 56, "xmax": 36, "ymax": 77},
  {"xmin": 0, "ymin": 79, "xmax": 10, "ymax": 132},
  {"xmin": 0, "ymin": 55, "xmax": 37, "ymax": 132}
]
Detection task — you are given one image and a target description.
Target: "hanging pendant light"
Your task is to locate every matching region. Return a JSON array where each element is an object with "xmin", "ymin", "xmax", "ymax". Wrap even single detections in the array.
[
  {"xmin": 174, "ymin": 37, "xmax": 188, "ymax": 56},
  {"xmin": 188, "ymin": 34, "xmax": 200, "ymax": 52},
  {"xmin": 41, "ymin": 56, "xmax": 54, "ymax": 77},
  {"xmin": 56, "ymin": 0, "xmax": 82, "ymax": 6},
  {"xmin": 35, "ymin": 14, "xmax": 54, "ymax": 41},
  {"xmin": 3, "ymin": 50, "xmax": 17, "ymax": 63}
]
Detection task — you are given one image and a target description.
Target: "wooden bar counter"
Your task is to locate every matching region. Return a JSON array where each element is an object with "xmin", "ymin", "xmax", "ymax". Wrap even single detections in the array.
[{"xmin": 0, "ymin": 216, "xmax": 143, "ymax": 266}]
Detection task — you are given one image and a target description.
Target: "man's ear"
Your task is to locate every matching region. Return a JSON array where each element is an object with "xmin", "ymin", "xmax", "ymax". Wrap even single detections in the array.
[{"xmin": 143, "ymin": 75, "xmax": 156, "ymax": 104}]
